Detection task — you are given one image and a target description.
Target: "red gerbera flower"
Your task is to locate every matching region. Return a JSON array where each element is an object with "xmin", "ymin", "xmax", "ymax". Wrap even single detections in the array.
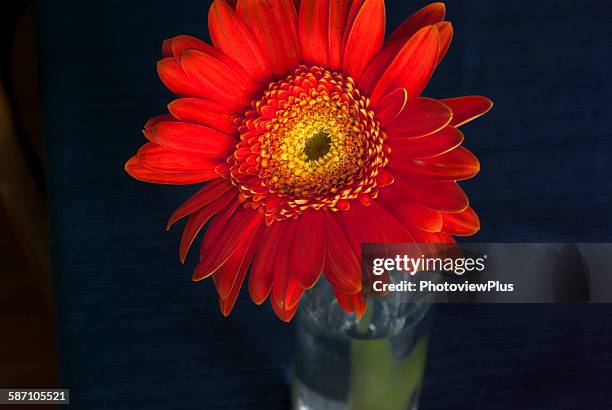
[{"xmin": 125, "ymin": 1, "xmax": 492, "ymax": 321}]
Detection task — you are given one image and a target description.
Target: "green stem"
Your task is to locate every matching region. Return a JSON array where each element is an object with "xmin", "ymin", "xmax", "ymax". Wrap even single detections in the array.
[{"xmin": 349, "ymin": 301, "xmax": 428, "ymax": 410}]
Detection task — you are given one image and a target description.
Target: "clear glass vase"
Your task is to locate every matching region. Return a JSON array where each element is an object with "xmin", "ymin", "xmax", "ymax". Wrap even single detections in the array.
[{"xmin": 292, "ymin": 278, "xmax": 433, "ymax": 410}]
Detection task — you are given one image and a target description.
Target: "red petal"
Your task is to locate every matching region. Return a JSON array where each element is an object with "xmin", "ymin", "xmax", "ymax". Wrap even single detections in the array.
[
  {"xmin": 401, "ymin": 202, "xmax": 443, "ymax": 233},
  {"xmin": 270, "ymin": 296, "xmax": 299, "ymax": 322},
  {"xmin": 373, "ymin": 202, "xmax": 441, "ymax": 267},
  {"xmin": 179, "ymin": 190, "xmax": 237, "ymax": 263},
  {"xmin": 403, "ymin": 227, "xmax": 454, "ymax": 258},
  {"xmin": 373, "ymin": 88, "xmax": 407, "ymax": 125},
  {"xmin": 218, "ymin": 262, "xmax": 246, "ymax": 316},
  {"xmin": 292, "ymin": 210, "xmax": 325, "ymax": 289},
  {"xmin": 359, "ymin": 41, "xmax": 403, "ymax": 95},
  {"xmin": 391, "ymin": 146, "xmax": 480, "ymax": 181},
  {"xmin": 378, "ymin": 187, "xmax": 443, "ymax": 232},
  {"xmin": 218, "ymin": 257, "xmax": 248, "ymax": 316},
  {"xmin": 125, "ymin": 156, "xmax": 220, "ymax": 185},
  {"xmin": 342, "ymin": 0, "xmax": 366, "ymax": 45},
  {"xmin": 387, "ymin": 2, "xmax": 445, "ymax": 44},
  {"xmin": 180, "ymin": 50, "xmax": 256, "ymax": 109},
  {"xmin": 194, "ymin": 206, "xmax": 263, "ymax": 279},
  {"xmin": 169, "ymin": 35, "xmax": 253, "ymax": 78},
  {"xmin": 342, "ymin": 0, "xmax": 385, "ymax": 81},
  {"xmin": 342, "ymin": 201, "xmax": 426, "ymax": 268},
  {"xmin": 157, "ymin": 58, "xmax": 202, "ymax": 97},
  {"xmin": 144, "ymin": 114, "xmax": 176, "ymax": 131},
  {"xmin": 196, "ymin": 201, "xmax": 238, "ymax": 252},
  {"xmin": 378, "ymin": 204, "xmax": 445, "ymax": 268},
  {"xmin": 337, "ymin": 203, "xmax": 385, "ymax": 258},
  {"xmin": 136, "ymin": 142, "xmax": 221, "ymax": 172},
  {"xmin": 328, "ymin": 0, "xmax": 350, "ymax": 70},
  {"xmin": 267, "ymin": 220, "xmax": 307, "ymax": 311},
  {"xmin": 337, "ymin": 202, "xmax": 419, "ymax": 288},
  {"xmin": 272, "ymin": 264, "xmax": 304, "ymax": 312},
  {"xmin": 370, "ymin": 202, "xmax": 417, "ymax": 243},
  {"xmin": 442, "ymin": 96, "xmax": 494, "ymax": 127},
  {"xmin": 283, "ymin": 276, "xmax": 305, "ymax": 310},
  {"xmin": 271, "ymin": 220, "xmax": 295, "ymax": 309},
  {"xmin": 168, "ymin": 98, "xmax": 238, "ymax": 134},
  {"xmin": 191, "ymin": 204, "xmax": 235, "ymax": 278},
  {"xmin": 385, "ymin": 97, "xmax": 452, "ymax": 138},
  {"xmin": 324, "ymin": 214, "xmax": 361, "ymax": 293},
  {"xmin": 149, "ymin": 122, "xmax": 236, "ymax": 157},
  {"xmin": 376, "ymin": 168, "xmax": 394, "ymax": 187},
  {"xmin": 423, "ymin": 231, "xmax": 455, "ymax": 244},
  {"xmin": 299, "ymin": 0, "xmax": 330, "ymax": 67},
  {"xmin": 369, "ymin": 25, "xmax": 440, "ymax": 104},
  {"xmin": 249, "ymin": 222, "xmax": 286, "ymax": 304},
  {"xmin": 237, "ymin": 0, "xmax": 300, "ymax": 77},
  {"xmin": 167, "ymin": 179, "xmax": 234, "ymax": 228},
  {"xmin": 215, "ymin": 223, "xmax": 261, "ymax": 300},
  {"xmin": 388, "ymin": 126, "xmax": 463, "ymax": 158},
  {"xmin": 162, "ymin": 38, "xmax": 173, "ymax": 57},
  {"xmin": 442, "ymin": 207, "xmax": 480, "ymax": 236},
  {"xmin": 418, "ymin": 231, "xmax": 458, "ymax": 264},
  {"xmin": 209, "ymin": 0, "xmax": 272, "ymax": 84},
  {"xmin": 334, "ymin": 289, "xmax": 367, "ymax": 318},
  {"xmin": 395, "ymin": 174, "xmax": 468, "ymax": 213},
  {"xmin": 435, "ymin": 21, "xmax": 453, "ymax": 65},
  {"xmin": 217, "ymin": 226, "xmax": 261, "ymax": 316},
  {"xmin": 168, "ymin": 35, "xmax": 211, "ymax": 61}
]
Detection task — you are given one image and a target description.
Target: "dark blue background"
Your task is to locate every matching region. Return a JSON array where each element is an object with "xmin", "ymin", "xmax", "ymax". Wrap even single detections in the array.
[{"xmin": 35, "ymin": 0, "xmax": 612, "ymax": 408}]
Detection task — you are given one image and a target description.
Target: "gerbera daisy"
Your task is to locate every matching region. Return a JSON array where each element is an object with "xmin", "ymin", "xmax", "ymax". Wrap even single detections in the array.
[{"xmin": 125, "ymin": 0, "xmax": 492, "ymax": 322}]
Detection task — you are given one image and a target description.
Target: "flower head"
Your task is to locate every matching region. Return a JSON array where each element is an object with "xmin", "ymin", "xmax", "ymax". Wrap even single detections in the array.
[{"xmin": 126, "ymin": 1, "xmax": 492, "ymax": 321}]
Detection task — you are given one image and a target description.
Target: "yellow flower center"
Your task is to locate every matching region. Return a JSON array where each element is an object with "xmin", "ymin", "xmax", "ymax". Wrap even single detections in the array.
[{"xmin": 230, "ymin": 66, "xmax": 389, "ymax": 223}]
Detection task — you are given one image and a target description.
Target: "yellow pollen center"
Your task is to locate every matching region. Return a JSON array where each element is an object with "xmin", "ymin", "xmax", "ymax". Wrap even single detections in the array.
[{"xmin": 230, "ymin": 65, "xmax": 389, "ymax": 222}]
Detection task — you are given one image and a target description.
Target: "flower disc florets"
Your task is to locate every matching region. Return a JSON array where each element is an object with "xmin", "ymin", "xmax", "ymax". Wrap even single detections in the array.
[{"xmin": 230, "ymin": 65, "xmax": 389, "ymax": 223}]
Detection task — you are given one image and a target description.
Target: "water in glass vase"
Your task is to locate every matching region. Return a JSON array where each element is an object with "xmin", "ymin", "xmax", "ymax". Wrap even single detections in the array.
[{"xmin": 293, "ymin": 279, "xmax": 432, "ymax": 410}]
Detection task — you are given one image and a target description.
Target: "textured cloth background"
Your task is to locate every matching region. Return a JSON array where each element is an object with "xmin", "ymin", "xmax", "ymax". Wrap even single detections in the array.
[{"xmin": 35, "ymin": 0, "xmax": 612, "ymax": 408}]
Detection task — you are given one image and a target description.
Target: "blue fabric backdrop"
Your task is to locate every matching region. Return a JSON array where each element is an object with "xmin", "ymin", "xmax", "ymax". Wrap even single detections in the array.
[{"xmin": 35, "ymin": 0, "xmax": 612, "ymax": 408}]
